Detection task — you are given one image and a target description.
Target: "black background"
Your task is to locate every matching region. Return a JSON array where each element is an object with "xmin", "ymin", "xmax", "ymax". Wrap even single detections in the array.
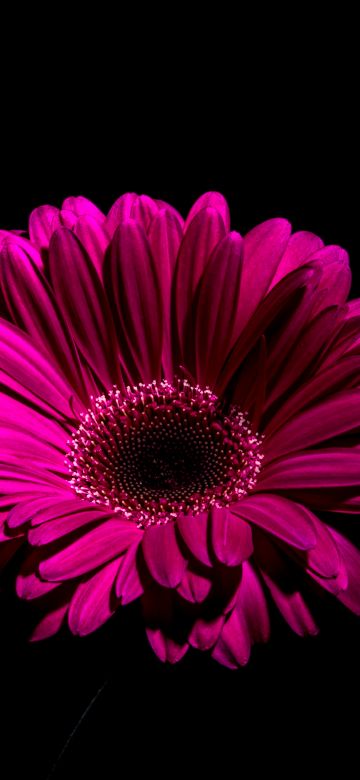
[{"xmin": 0, "ymin": 65, "xmax": 359, "ymax": 777}]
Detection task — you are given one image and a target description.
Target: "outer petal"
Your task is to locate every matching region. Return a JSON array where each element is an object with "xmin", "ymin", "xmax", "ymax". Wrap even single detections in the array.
[
  {"xmin": 115, "ymin": 540, "xmax": 144, "ymax": 603},
  {"xmin": 184, "ymin": 192, "xmax": 230, "ymax": 231},
  {"xmin": 256, "ymin": 449, "xmax": 360, "ymax": 493},
  {"xmin": 177, "ymin": 512, "xmax": 212, "ymax": 567},
  {"xmin": 68, "ymin": 558, "xmax": 120, "ymax": 636},
  {"xmin": 211, "ymin": 507, "xmax": 253, "ymax": 566},
  {"xmin": 39, "ymin": 519, "xmax": 142, "ymax": 581}
]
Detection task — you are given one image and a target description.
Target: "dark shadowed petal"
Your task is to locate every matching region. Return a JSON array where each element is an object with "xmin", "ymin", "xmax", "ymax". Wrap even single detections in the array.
[
  {"xmin": 328, "ymin": 527, "xmax": 360, "ymax": 615},
  {"xmin": 39, "ymin": 519, "xmax": 142, "ymax": 581},
  {"xmin": 49, "ymin": 228, "xmax": 122, "ymax": 390},
  {"xmin": 255, "ymin": 533, "xmax": 319, "ymax": 636},
  {"xmin": 142, "ymin": 523, "xmax": 187, "ymax": 588},
  {"xmin": 74, "ymin": 216, "xmax": 110, "ymax": 277},
  {"xmin": 104, "ymin": 220, "xmax": 163, "ymax": 384},
  {"xmin": 68, "ymin": 558, "xmax": 120, "ymax": 635},
  {"xmin": 115, "ymin": 540, "xmax": 144, "ymax": 603},
  {"xmin": 172, "ymin": 207, "xmax": 226, "ymax": 367},
  {"xmin": 147, "ymin": 209, "xmax": 183, "ymax": 379},
  {"xmin": 195, "ymin": 231, "xmax": 244, "ymax": 386},
  {"xmin": 28, "ymin": 508, "xmax": 112, "ymax": 545},
  {"xmin": 257, "ymin": 449, "xmax": 360, "ymax": 492},
  {"xmin": 211, "ymin": 507, "xmax": 253, "ymax": 566},
  {"xmin": 189, "ymin": 615, "xmax": 224, "ymax": 651},
  {"xmin": 30, "ymin": 603, "xmax": 69, "ymax": 641}
]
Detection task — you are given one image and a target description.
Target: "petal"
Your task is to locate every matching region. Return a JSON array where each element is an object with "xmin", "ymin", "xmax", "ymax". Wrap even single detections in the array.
[
  {"xmin": 0, "ymin": 319, "xmax": 82, "ymax": 420},
  {"xmin": 49, "ymin": 228, "xmax": 121, "ymax": 389},
  {"xmin": 189, "ymin": 615, "xmax": 224, "ymax": 651},
  {"xmin": 255, "ymin": 533, "xmax": 319, "ymax": 636},
  {"xmin": 231, "ymin": 494, "xmax": 317, "ymax": 550},
  {"xmin": 270, "ymin": 230, "xmax": 324, "ymax": 287},
  {"xmin": 0, "ymin": 393, "xmax": 68, "ymax": 452},
  {"xmin": 28, "ymin": 508, "xmax": 110, "ymax": 545},
  {"xmin": 184, "ymin": 192, "xmax": 230, "ymax": 231},
  {"xmin": 257, "ymin": 449, "xmax": 360, "ymax": 492},
  {"xmin": 61, "ymin": 196, "xmax": 105, "ymax": 222},
  {"xmin": 327, "ymin": 528, "xmax": 360, "ymax": 615},
  {"xmin": 142, "ymin": 523, "xmax": 187, "ymax": 588},
  {"xmin": 30, "ymin": 602, "xmax": 69, "ymax": 641},
  {"xmin": 172, "ymin": 207, "xmax": 226, "ymax": 366},
  {"xmin": 235, "ymin": 219, "xmax": 292, "ymax": 334},
  {"xmin": 177, "ymin": 512, "xmax": 212, "ymax": 567},
  {"xmin": 39, "ymin": 519, "xmax": 142, "ymax": 581},
  {"xmin": 106, "ymin": 193, "xmax": 138, "ymax": 236},
  {"xmin": 28, "ymin": 205, "xmax": 60, "ymax": 251},
  {"xmin": 264, "ymin": 389, "xmax": 360, "ymax": 460},
  {"xmin": 68, "ymin": 558, "xmax": 120, "ymax": 636},
  {"xmin": 146, "ymin": 628, "xmax": 189, "ymax": 664},
  {"xmin": 115, "ymin": 540, "xmax": 144, "ymax": 603},
  {"xmin": 104, "ymin": 220, "xmax": 163, "ymax": 383},
  {"xmin": 74, "ymin": 216, "xmax": 109, "ymax": 276},
  {"xmin": 211, "ymin": 507, "xmax": 253, "ymax": 566},
  {"xmin": 176, "ymin": 567, "xmax": 212, "ymax": 603},
  {"xmin": 195, "ymin": 231, "xmax": 244, "ymax": 386}
]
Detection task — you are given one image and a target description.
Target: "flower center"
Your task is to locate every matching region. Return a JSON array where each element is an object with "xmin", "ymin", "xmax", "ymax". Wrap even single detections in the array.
[{"xmin": 66, "ymin": 380, "xmax": 263, "ymax": 528}]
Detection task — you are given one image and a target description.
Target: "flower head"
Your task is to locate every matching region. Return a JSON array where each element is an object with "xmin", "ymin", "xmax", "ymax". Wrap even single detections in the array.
[{"xmin": 0, "ymin": 191, "xmax": 359, "ymax": 667}]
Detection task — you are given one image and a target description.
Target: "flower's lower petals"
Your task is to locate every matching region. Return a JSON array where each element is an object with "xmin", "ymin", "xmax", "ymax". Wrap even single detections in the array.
[
  {"xmin": 115, "ymin": 541, "xmax": 144, "ymax": 603},
  {"xmin": 39, "ymin": 520, "xmax": 142, "ymax": 581},
  {"xmin": 30, "ymin": 603, "xmax": 69, "ymax": 641},
  {"xmin": 189, "ymin": 615, "xmax": 225, "ymax": 651},
  {"xmin": 142, "ymin": 523, "xmax": 187, "ymax": 588},
  {"xmin": 68, "ymin": 558, "xmax": 120, "ymax": 636},
  {"xmin": 177, "ymin": 567, "xmax": 212, "ymax": 603},
  {"xmin": 328, "ymin": 528, "xmax": 360, "ymax": 615},
  {"xmin": 232, "ymin": 494, "xmax": 317, "ymax": 550},
  {"xmin": 211, "ymin": 507, "xmax": 253, "ymax": 567},
  {"xmin": 146, "ymin": 628, "xmax": 189, "ymax": 664}
]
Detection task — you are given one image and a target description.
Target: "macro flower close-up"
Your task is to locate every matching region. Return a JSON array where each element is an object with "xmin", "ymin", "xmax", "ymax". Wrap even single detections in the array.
[{"xmin": 0, "ymin": 190, "xmax": 359, "ymax": 669}]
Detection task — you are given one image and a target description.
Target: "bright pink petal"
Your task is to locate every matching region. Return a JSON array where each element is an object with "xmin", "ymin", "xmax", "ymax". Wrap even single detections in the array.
[
  {"xmin": 189, "ymin": 615, "xmax": 224, "ymax": 650},
  {"xmin": 28, "ymin": 205, "xmax": 59, "ymax": 251},
  {"xmin": 30, "ymin": 603, "xmax": 69, "ymax": 641},
  {"xmin": 257, "ymin": 449, "xmax": 360, "ymax": 492},
  {"xmin": 184, "ymin": 192, "xmax": 230, "ymax": 231},
  {"xmin": 68, "ymin": 558, "xmax": 120, "ymax": 636},
  {"xmin": 328, "ymin": 528, "xmax": 360, "ymax": 615},
  {"xmin": 177, "ymin": 567, "xmax": 212, "ymax": 603},
  {"xmin": 39, "ymin": 519, "xmax": 142, "ymax": 581},
  {"xmin": 270, "ymin": 230, "xmax": 324, "ymax": 287}
]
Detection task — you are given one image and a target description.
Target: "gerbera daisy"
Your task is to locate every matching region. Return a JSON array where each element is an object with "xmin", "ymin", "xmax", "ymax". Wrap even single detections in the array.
[{"xmin": 0, "ymin": 191, "xmax": 359, "ymax": 668}]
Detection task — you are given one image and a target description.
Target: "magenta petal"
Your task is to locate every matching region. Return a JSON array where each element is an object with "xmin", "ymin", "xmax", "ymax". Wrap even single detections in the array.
[
  {"xmin": 235, "ymin": 219, "xmax": 292, "ymax": 334},
  {"xmin": 211, "ymin": 507, "xmax": 253, "ymax": 567},
  {"xmin": 115, "ymin": 541, "xmax": 143, "ymax": 603},
  {"xmin": 195, "ymin": 231, "xmax": 244, "ymax": 386},
  {"xmin": 0, "ymin": 319, "xmax": 82, "ymax": 421},
  {"xmin": 257, "ymin": 449, "xmax": 360, "ymax": 492},
  {"xmin": 265, "ymin": 389, "xmax": 360, "ymax": 460},
  {"xmin": 177, "ymin": 567, "xmax": 212, "ymax": 603},
  {"xmin": 68, "ymin": 558, "xmax": 120, "ymax": 636},
  {"xmin": 39, "ymin": 519, "xmax": 142, "ymax": 581},
  {"xmin": 16, "ymin": 550, "xmax": 60, "ymax": 600},
  {"xmin": 184, "ymin": 192, "xmax": 230, "ymax": 231},
  {"xmin": 28, "ymin": 205, "xmax": 59, "ymax": 251},
  {"xmin": 49, "ymin": 228, "xmax": 121, "ymax": 390},
  {"xmin": 30, "ymin": 603, "xmax": 69, "ymax": 641},
  {"xmin": 255, "ymin": 535, "xmax": 319, "ymax": 636},
  {"xmin": 106, "ymin": 193, "xmax": 138, "ymax": 235},
  {"xmin": 104, "ymin": 220, "xmax": 163, "ymax": 384},
  {"xmin": 270, "ymin": 230, "xmax": 324, "ymax": 287},
  {"xmin": 173, "ymin": 207, "xmax": 226, "ymax": 365},
  {"xmin": 61, "ymin": 196, "xmax": 105, "ymax": 222},
  {"xmin": 146, "ymin": 627, "xmax": 189, "ymax": 664},
  {"xmin": 28, "ymin": 508, "xmax": 110, "ymax": 545},
  {"xmin": 74, "ymin": 216, "xmax": 109, "ymax": 276},
  {"xmin": 177, "ymin": 512, "xmax": 212, "ymax": 567},
  {"xmin": 142, "ymin": 523, "xmax": 187, "ymax": 588},
  {"xmin": 232, "ymin": 494, "xmax": 317, "ymax": 550},
  {"xmin": 189, "ymin": 615, "xmax": 224, "ymax": 650},
  {"xmin": 328, "ymin": 528, "xmax": 360, "ymax": 615}
]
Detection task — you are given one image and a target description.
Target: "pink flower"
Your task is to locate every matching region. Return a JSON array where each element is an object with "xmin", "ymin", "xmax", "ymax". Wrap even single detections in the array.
[{"xmin": 0, "ymin": 191, "xmax": 359, "ymax": 668}]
